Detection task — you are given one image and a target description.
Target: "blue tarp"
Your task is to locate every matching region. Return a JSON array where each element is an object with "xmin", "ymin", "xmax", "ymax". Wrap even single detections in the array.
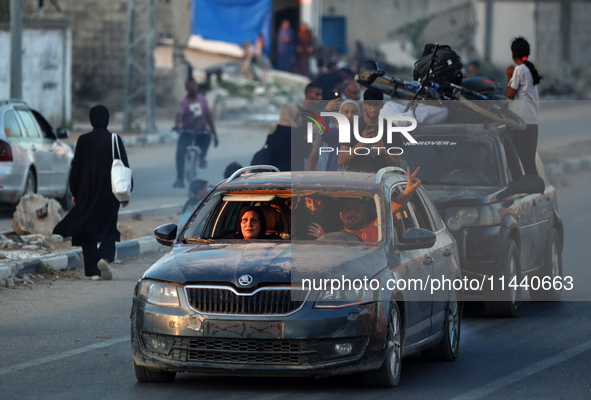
[{"xmin": 191, "ymin": 0, "xmax": 272, "ymax": 55}]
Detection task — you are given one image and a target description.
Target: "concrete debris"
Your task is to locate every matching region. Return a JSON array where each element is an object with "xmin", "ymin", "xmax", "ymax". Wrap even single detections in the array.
[
  {"xmin": 12, "ymin": 194, "xmax": 63, "ymax": 236},
  {"xmin": 5, "ymin": 278, "xmax": 15, "ymax": 289}
]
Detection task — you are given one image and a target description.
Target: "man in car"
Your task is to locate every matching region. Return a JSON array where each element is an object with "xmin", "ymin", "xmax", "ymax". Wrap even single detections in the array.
[
  {"xmin": 173, "ymin": 78, "xmax": 219, "ymax": 188},
  {"xmin": 308, "ymin": 167, "xmax": 421, "ymax": 241}
]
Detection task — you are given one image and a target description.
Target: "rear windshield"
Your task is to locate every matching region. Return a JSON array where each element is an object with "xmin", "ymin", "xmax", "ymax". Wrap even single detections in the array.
[{"xmin": 402, "ymin": 137, "xmax": 501, "ymax": 186}]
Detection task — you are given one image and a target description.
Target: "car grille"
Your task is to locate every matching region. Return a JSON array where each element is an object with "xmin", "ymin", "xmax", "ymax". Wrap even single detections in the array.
[
  {"xmin": 140, "ymin": 333, "xmax": 366, "ymax": 366},
  {"xmin": 185, "ymin": 286, "xmax": 308, "ymax": 315}
]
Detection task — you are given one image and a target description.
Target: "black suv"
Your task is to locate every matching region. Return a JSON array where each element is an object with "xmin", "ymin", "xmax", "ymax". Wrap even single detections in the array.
[{"xmin": 402, "ymin": 123, "xmax": 563, "ymax": 317}]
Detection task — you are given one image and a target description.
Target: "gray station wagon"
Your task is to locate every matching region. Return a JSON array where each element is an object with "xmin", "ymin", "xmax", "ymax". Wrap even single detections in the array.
[{"xmin": 131, "ymin": 166, "xmax": 463, "ymax": 387}]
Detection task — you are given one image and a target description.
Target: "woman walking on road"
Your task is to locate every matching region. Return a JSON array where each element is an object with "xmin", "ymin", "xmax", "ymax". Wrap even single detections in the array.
[{"xmin": 53, "ymin": 105, "xmax": 131, "ymax": 280}]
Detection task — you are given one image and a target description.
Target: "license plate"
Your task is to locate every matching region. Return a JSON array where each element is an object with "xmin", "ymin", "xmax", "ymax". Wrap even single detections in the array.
[{"xmin": 203, "ymin": 320, "xmax": 284, "ymax": 339}]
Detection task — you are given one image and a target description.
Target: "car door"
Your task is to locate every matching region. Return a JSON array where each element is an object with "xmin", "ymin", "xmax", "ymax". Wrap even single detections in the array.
[
  {"xmin": 390, "ymin": 184, "xmax": 433, "ymax": 345},
  {"xmin": 413, "ymin": 187, "xmax": 455, "ymax": 335},
  {"xmin": 14, "ymin": 107, "xmax": 53, "ymax": 194},
  {"xmin": 31, "ymin": 109, "xmax": 70, "ymax": 195},
  {"xmin": 503, "ymin": 139, "xmax": 546, "ymax": 274},
  {"xmin": 1, "ymin": 108, "xmax": 30, "ymax": 192}
]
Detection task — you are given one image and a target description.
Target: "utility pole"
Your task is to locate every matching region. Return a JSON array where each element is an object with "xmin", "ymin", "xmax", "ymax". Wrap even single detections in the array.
[
  {"xmin": 123, "ymin": 0, "xmax": 156, "ymax": 132},
  {"xmin": 10, "ymin": 0, "xmax": 22, "ymax": 99},
  {"xmin": 483, "ymin": 0, "xmax": 493, "ymax": 63}
]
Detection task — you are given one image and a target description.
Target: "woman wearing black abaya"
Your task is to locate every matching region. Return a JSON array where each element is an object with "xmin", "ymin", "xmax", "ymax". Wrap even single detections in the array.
[{"xmin": 54, "ymin": 105, "xmax": 131, "ymax": 280}]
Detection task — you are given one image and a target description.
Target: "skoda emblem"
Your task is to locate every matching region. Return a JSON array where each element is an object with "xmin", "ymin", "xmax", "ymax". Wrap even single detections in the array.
[{"xmin": 238, "ymin": 275, "xmax": 253, "ymax": 286}]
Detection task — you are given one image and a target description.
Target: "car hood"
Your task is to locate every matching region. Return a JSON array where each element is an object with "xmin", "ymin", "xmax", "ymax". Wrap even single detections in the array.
[
  {"xmin": 423, "ymin": 184, "xmax": 506, "ymax": 208},
  {"xmin": 144, "ymin": 241, "xmax": 387, "ymax": 288}
]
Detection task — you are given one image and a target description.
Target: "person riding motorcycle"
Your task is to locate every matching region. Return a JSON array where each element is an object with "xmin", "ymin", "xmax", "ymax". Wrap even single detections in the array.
[{"xmin": 173, "ymin": 78, "xmax": 219, "ymax": 188}]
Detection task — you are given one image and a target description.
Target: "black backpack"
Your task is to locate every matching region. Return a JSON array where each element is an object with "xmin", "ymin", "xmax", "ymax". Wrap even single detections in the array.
[{"xmin": 413, "ymin": 44, "xmax": 464, "ymax": 86}]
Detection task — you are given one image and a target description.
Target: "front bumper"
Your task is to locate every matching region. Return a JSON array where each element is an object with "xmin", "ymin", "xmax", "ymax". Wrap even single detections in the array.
[
  {"xmin": 451, "ymin": 225, "xmax": 503, "ymax": 279},
  {"xmin": 131, "ymin": 299, "xmax": 387, "ymax": 376}
]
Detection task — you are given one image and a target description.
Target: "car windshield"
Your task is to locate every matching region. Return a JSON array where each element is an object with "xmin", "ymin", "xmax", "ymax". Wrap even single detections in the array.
[
  {"xmin": 401, "ymin": 137, "xmax": 501, "ymax": 186},
  {"xmin": 183, "ymin": 190, "xmax": 382, "ymax": 244}
]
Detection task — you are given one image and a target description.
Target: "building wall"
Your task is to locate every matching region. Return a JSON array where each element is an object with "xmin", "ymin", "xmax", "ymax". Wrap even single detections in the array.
[
  {"xmin": 20, "ymin": 0, "xmax": 184, "ymax": 110},
  {"xmin": 319, "ymin": 0, "xmax": 470, "ymax": 55},
  {"xmin": 0, "ymin": 21, "xmax": 71, "ymax": 126}
]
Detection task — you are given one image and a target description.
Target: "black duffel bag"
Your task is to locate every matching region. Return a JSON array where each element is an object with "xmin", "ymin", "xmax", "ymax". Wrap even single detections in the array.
[{"xmin": 413, "ymin": 44, "xmax": 464, "ymax": 86}]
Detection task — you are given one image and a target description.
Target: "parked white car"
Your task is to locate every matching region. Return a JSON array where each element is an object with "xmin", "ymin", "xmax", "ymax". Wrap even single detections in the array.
[{"xmin": 0, "ymin": 100, "xmax": 74, "ymax": 209}]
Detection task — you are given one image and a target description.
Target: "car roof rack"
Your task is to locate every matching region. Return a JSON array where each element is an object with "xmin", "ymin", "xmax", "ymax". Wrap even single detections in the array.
[
  {"xmin": 0, "ymin": 99, "xmax": 27, "ymax": 106},
  {"xmin": 375, "ymin": 166, "xmax": 406, "ymax": 183},
  {"xmin": 226, "ymin": 165, "xmax": 280, "ymax": 182}
]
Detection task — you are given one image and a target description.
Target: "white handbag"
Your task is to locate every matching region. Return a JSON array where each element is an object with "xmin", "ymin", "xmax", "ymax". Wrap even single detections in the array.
[{"xmin": 111, "ymin": 133, "xmax": 132, "ymax": 202}]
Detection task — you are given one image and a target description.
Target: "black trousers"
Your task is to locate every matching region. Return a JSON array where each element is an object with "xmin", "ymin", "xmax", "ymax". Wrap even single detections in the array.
[
  {"xmin": 81, "ymin": 240, "xmax": 116, "ymax": 277},
  {"xmin": 512, "ymin": 124, "xmax": 538, "ymax": 176},
  {"xmin": 176, "ymin": 131, "xmax": 212, "ymax": 180}
]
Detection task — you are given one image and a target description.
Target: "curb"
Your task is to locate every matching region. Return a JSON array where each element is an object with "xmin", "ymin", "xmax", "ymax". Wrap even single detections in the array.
[
  {"xmin": 0, "ymin": 203, "xmax": 184, "ymax": 282},
  {"xmin": 0, "ymin": 236, "xmax": 162, "ymax": 281},
  {"xmin": 544, "ymin": 156, "xmax": 591, "ymax": 176},
  {"xmin": 118, "ymin": 131, "xmax": 176, "ymax": 148}
]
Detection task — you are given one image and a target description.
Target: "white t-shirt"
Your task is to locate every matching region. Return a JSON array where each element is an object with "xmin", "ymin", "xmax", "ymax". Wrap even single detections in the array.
[{"xmin": 508, "ymin": 64, "xmax": 539, "ymax": 124}]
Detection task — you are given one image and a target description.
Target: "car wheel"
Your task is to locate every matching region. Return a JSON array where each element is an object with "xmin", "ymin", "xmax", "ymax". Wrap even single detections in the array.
[
  {"xmin": 133, "ymin": 360, "xmax": 176, "ymax": 383},
  {"xmin": 484, "ymin": 239, "xmax": 520, "ymax": 318},
  {"xmin": 361, "ymin": 302, "xmax": 402, "ymax": 387},
  {"xmin": 530, "ymin": 229, "xmax": 562, "ymax": 301},
  {"xmin": 422, "ymin": 289, "xmax": 461, "ymax": 361},
  {"xmin": 23, "ymin": 170, "xmax": 36, "ymax": 196}
]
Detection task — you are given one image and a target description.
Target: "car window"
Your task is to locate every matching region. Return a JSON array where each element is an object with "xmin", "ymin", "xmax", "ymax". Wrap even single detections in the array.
[
  {"xmin": 3, "ymin": 110, "xmax": 23, "ymax": 138},
  {"xmin": 15, "ymin": 108, "xmax": 42, "ymax": 139},
  {"xmin": 31, "ymin": 109, "xmax": 55, "ymax": 139},
  {"xmin": 184, "ymin": 190, "xmax": 382, "ymax": 243},
  {"xmin": 402, "ymin": 137, "xmax": 500, "ymax": 186},
  {"xmin": 390, "ymin": 185, "xmax": 428, "ymax": 241},
  {"xmin": 417, "ymin": 187, "xmax": 444, "ymax": 231}
]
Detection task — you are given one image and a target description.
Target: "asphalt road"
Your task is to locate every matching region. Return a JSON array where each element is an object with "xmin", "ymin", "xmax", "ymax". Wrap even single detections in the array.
[{"xmin": 0, "ymin": 167, "xmax": 590, "ymax": 399}]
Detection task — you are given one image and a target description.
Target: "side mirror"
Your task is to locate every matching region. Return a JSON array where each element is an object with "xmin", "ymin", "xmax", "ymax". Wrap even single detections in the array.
[
  {"xmin": 56, "ymin": 127, "xmax": 69, "ymax": 139},
  {"xmin": 506, "ymin": 174, "xmax": 545, "ymax": 196},
  {"xmin": 397, "ymin": 227, "xmax": 437, "ymax": 251},
  {"xmin": 154, "ymin": 223, "xmax": 177, "ymax": 246}
]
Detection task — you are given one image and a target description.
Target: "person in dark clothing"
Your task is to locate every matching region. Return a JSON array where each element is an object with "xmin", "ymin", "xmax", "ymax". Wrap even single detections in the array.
[
  {"xmin": 313, "ymin": 60, "xmax": 345, "ymax": 100},
  {"xmin": 53, "ymin": 105, "xmax": 131, "ymax": 280},
  {"xmin": 224, "ymin": 161, "xmax": 243, "ymax": 179}
]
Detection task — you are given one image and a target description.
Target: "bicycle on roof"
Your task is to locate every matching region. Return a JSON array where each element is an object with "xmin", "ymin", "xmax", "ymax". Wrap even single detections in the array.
[{"xmin": 355, "ymin": 43, "xmax": 526, "ymax": 130}]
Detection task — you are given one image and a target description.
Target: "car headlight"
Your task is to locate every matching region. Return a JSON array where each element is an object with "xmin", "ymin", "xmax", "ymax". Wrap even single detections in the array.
[
  {"xmin": 138, "ymin": 280, "xmax": 180, "ymax": 307},
  {"xmin": 444, "ymin": 205, "xmax": 499, "ymax": 232},
  {"xmin": 314, "ymin": 287, "xmax": 374, "ymax": 308}
]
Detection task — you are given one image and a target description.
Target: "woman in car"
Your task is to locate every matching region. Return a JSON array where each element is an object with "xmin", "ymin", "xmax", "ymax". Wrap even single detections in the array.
[{"xmin": 237, "ymin": 206, "xmax": 267, "ymax": 239}]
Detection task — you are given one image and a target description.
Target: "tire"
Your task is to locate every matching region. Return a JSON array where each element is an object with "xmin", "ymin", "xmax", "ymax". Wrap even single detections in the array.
[
  {"xmin": 133, "ymin": 360, "xmax": 176, "ymax": 383},
  {"xmin": 530, "ymin": 229, "xmax": 563, "ymax": 301},
  {"xmin": 454, "ymin": 92, "xmax": 527, "ymax": 131},
  {"xmin": 361, "ymin": 302, "xmax": 403, "ymax": 387},
  {"xmin": 23, "ymin": 170, "xmax": 36, "ymax": 197},
  {"xmin": 422, "ymin": 289, "xmax": 461, "ymax": 361},
  {"xmin": 484, "ymin": 240, "xmax": 521, "ymax": 318}
]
